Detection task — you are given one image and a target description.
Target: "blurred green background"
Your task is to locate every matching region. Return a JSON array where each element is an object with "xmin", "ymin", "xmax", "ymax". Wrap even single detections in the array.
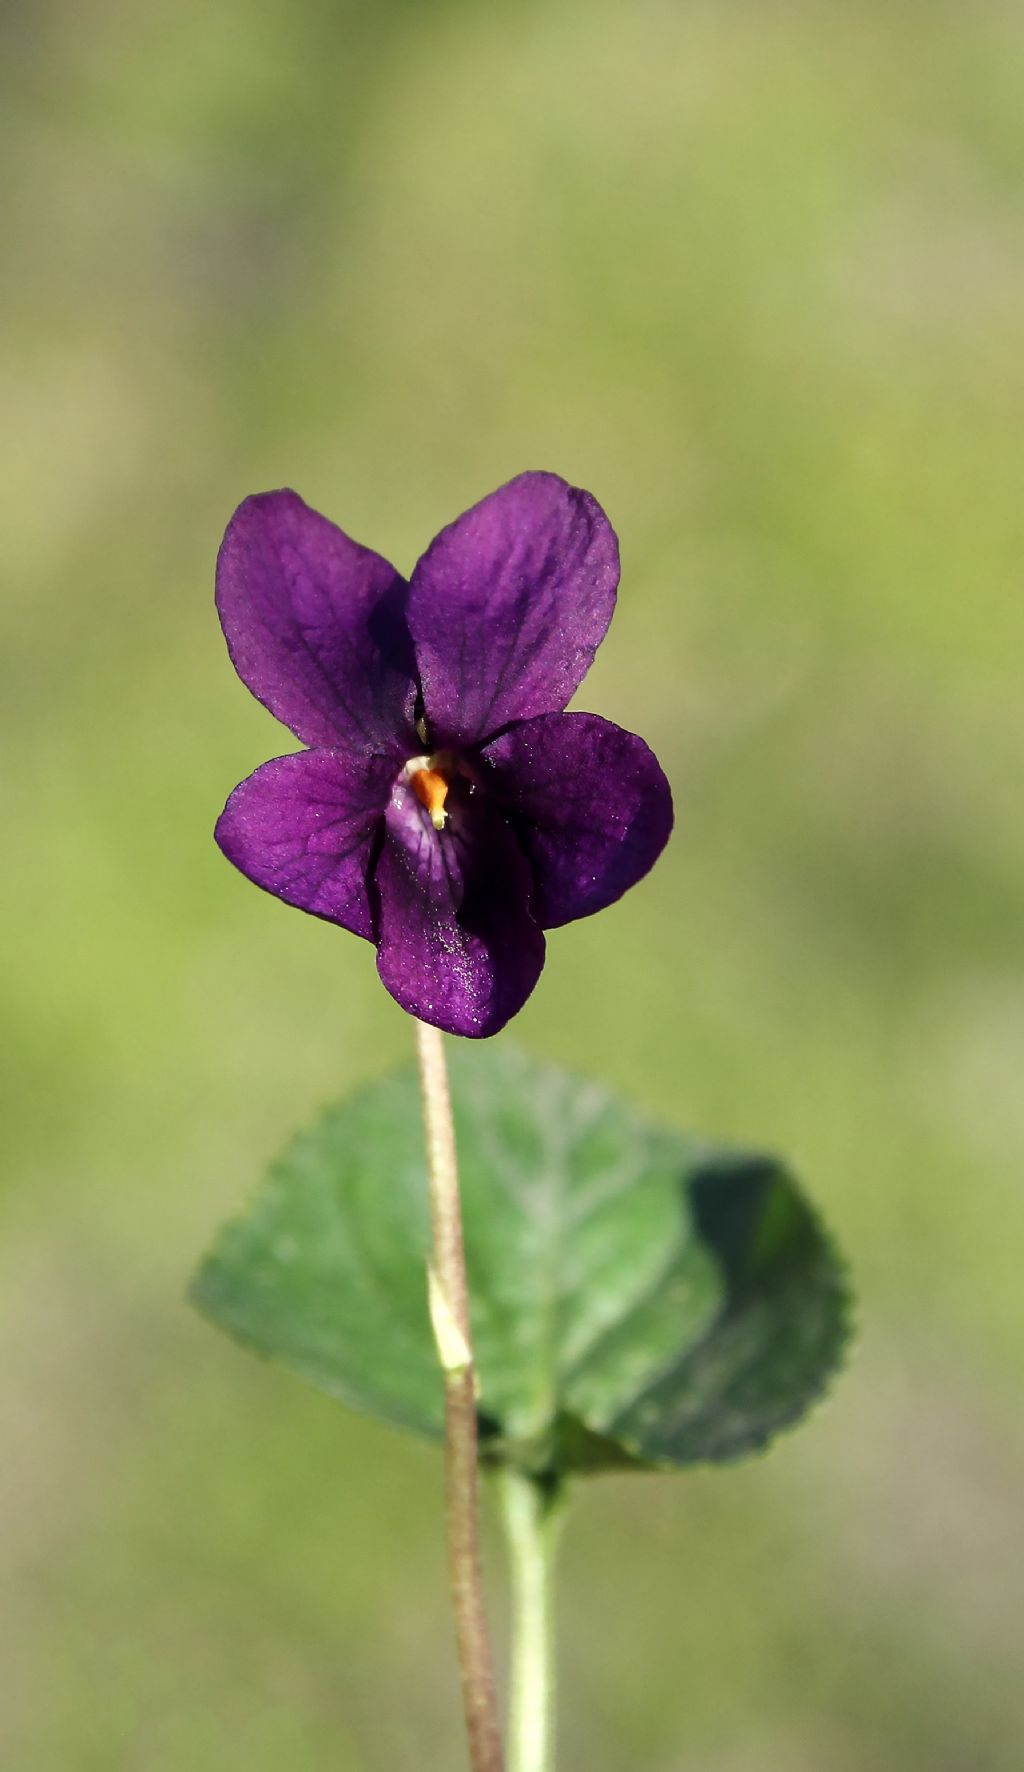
[{"xmin": 3, "ymin": 0, "xmax": 1023, "ymax": 1766}]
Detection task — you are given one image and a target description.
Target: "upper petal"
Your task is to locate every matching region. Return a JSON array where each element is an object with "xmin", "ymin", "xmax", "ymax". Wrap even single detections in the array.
[
  {"xmin": 480, "ymin": 712, "xmax": 673, "ymax": 929},
  {"xmin": 407, "ymin": 472, "xmax": 619, "ymax": 748},
  {"xmin": 215, "ymin": 748, "xmax": 393, "ymax": 940},
  {"xmin": 373, "ymin": 773, "xmax": 546, "ymax": 1037},
  {"xmin": 216, "ymin": 490, "xmax": 418, "ymax": 757}
]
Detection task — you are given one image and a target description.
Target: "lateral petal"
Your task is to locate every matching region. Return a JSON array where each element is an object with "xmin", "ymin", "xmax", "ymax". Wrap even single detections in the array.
[
  {"xmin": 215, "ymin": 749, "xmax": 393, "ymax": 940},
  {"xmin": 480, "ymin": 712, "xmax": 673, "ymax": 929}
]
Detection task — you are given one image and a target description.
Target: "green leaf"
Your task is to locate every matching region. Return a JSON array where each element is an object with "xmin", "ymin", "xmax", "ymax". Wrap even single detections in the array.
[{"xmin": 192, "ymin": 1047, "xmax": 851, "ymax": 1476}]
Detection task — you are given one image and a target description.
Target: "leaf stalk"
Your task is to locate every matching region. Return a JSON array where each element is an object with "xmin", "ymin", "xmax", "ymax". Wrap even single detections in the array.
[{"xmin": 497, "ymin": 1469, "xmax": 563, "ymax": 1772}]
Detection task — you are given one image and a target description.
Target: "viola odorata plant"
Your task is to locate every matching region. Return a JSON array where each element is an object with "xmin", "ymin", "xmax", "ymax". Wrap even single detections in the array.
[{"xmin": 196, "ymin": 473, "xmax": 851, "ymax": 1772}]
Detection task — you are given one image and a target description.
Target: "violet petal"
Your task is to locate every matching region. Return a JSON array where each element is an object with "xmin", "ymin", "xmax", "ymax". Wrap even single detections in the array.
[
  {"xmin": 215, "ymin": 749, "xmax": 394, "ymax": 940},
  {"xmin": 217, "ymin": 490, "xmax": 417, "ymax": 757},
  {"xmin": 480, "ymin": 711, "xmax": 673, "ymax": 928},
  {"xmin": 407, "ymin": 472, "xmax": 619, "ymax": 748},
  {"xmin": 374, "ymin": 776, "xmax": 546, "ymax": 1037}
]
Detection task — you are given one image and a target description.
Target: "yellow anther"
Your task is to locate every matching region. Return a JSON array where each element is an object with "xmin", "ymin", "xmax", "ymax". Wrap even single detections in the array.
[{"xmin": 410, "ymin": 764, "xmax": 451, "ymax": 831}]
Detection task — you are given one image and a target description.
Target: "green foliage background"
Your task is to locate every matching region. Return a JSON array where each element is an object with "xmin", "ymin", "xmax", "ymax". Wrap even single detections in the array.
[{"xmin": 2, "ymin": 2, "xmax": 1022, "ymax": 1767}]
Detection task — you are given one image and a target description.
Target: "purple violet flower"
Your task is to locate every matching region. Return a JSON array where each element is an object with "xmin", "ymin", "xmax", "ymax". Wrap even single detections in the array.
[{"xmin": 215, "ymin": 471, "xmax": 673, "ymax": 1038}]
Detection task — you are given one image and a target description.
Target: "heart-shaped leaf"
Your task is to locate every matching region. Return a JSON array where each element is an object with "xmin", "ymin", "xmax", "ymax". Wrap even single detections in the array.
[{"xmin": 192, "ymin": 1047, "xmax": 850, "ymax": 1474}]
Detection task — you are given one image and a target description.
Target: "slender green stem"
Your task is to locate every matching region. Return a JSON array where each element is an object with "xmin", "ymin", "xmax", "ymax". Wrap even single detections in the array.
[
  {"xmin": 498, "ymin": 1470, "xmax": 563, "ymax": 1772},
  {"xmin": 415, "ymin": 1020, "xmax": 505, "ymax": 1772}
]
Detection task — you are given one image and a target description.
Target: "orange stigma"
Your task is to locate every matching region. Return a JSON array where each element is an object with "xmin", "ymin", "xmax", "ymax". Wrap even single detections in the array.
[{"xmin": 410, "ymin": 763, "xmax": 451, "ymax": 831}]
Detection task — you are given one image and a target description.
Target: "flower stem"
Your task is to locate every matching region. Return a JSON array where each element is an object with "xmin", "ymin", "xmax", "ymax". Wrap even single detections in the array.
[
  {"xmin": 497, "ymin": 1470, "xmax": 563, "ymax": 1772},
  {"xmin": 415, "ymin": 1020, "xmax": 505, "ymax": 1772}
]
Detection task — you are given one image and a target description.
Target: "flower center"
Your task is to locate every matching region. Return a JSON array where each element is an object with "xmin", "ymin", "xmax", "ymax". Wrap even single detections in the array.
[{"xmin": 405, "ymin": 753, "xmax": 456, "ymax": 831}]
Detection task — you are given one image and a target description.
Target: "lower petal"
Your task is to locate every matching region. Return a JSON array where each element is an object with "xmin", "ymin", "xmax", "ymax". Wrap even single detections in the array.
[
  {"xmin": 374, "ymin": 779, "xmax": 545, "ymax": 1038},
  {"xmin": 215, "ymin": 750, "xmax": 391, "ymax": 939},
  {"xmin": 480, "ymin": 711, "xmax": 673, "ymax": 928}
]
